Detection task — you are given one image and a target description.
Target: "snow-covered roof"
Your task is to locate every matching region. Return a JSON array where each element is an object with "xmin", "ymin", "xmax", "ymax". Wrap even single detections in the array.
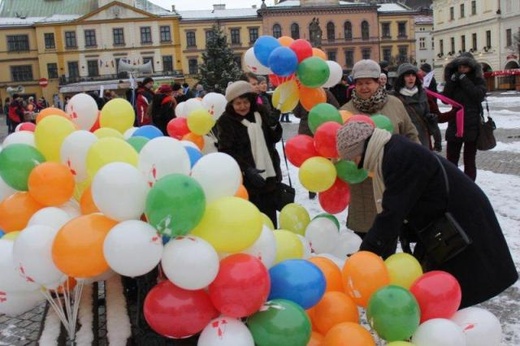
[
  {"xmin": 179, "ymin": 8, "xmax": 259, "ymax": 20},
  {"xmin": 377, "ymin": 3, "xmax": 411, "ymax": 12}
]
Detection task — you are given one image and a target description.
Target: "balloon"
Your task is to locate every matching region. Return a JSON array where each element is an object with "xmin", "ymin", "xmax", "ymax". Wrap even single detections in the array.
[
  {"xmin": 271, "ymin": 80, "xmax": 299, "ymax": 113},
  {"xmin": 0, "ymin": 192, "xmax": 44, "ymax": 233},
  {"xmin": 198, "ymin": 316, "xmax": 255, "ymax": 346},
  {"xmin": 132, "ymin": 125, "xmax": 164, "ymax": 139},
  {"xmin": 299, "ymin": 157, "xmax": 336, "ymax": 192},
  {"xmin": 2, "ymin": 131, "xmax": 35, "ymax": 147},
  {"xmin": 411, "ymin": 318, "xmax": 466, "ymax": 346},
  {"xmin": 145, "ymin": 174, "xmax": 206, "ymax": 237},
  {"xmin": 329, "ymin": 231, "xmax": 363, "ymax": 258},
  {"xmin": 191, "ymin": 197, "xmax": 263, "ymax": 253},
  {"xmin": 384, "ymin": 253, "xmax": 423, "ymax": 289},
  {"xmin": 253, "ymin": 35, "xmax": 281, "ymax": 66},
  {"xmin": 335, "ymin": 159, "xmax": 369, "ymax": 184},
  {"xmin": 241, "ymin": 225, "xmax": 277, "ymax": 269},
  {"xmin": 94, "ymin": 127, "xmax": 125, "ymax": 139},
  {"xmin": 410, "ymin": 270, "xmax": 462, "ymax": 323},
  {"xmin": 0, "ymin": 176, "xmax": 16, "ymax": 203},
  {"xmin": 79, "ymin": 183, "xmax": 99, "ymax": 215},
  {"xmin": 450, "ymin": 307, "xmax": 502, "ymax": 346},
  {"xmin": 187, "ymin": 108, "xmax": 215, "ymax": 135},
  {"xmin": 297, "ymin": 57, "xmax": 330, "ymax": 88},
  {"xmin": 28, "ymin": 206, "xmax": 73, "ymax": 230},
  {"xmin": 126, "ymin": 136, "xmax": 149, "ymax": 153},
  {"xmin": 247, "ymin": 299, "xmax": 311, "ymax": 346},
  {"xmin": 367, "ymin": 285, "xmax": 421, "ymax": 342},
  {"xmin": 312, "ymin": 291, "xmax": 359, "ymax": 334},
  {"xmin": 166, "ymin": 117, "xmax": 190, "ymax": 139},
  {"xmin": 308, "ymin": 103, "xmax": 343, "ymax": 134},
  {"xmin": 387, "ymin": 342, "xmax": 414, "ymax": 346},
  {"xmin": 305, "ymin": 217, "xmax": 340, "ymax": 254},
  {"xmin": 346, "ymin": 114, "xmax": 376, "ymax": 126},
  {"xmin": 202, "ymin": 92, "xmax": 227, "ymax": 120},
  {"xmin": 36, "ymin": 107, "xmax": 69, "ymax": 124},
  {"xmin": 209, "ymin": 254, "xmax": 270, "ymax": 317},
  {"xmin": 308, "ymin": 331, "xmax": 324, "ymax": 346},
  {"xmin": 313, "ymin": 213, "xmax": 340, "ymax": 230},
  {"xmin": 0, "ymin": 290, "xmax": 45, "ymax": 317},
  {"xmin": 261, "ymin": 213, "xmax": 275, "ymax": 230},
  {"xmin": 273, "ymin": 230, "xmax": 303, "ymax": 263},
  {"xmin": 268, "ymin": 46, "xmax": 298, "ymax": 77},
  {"xmin": 161, "ymin": 235, "xmax": 219, "ymax": 290},
  {"xmin": 299, "ymin": 85, "xmax": 327, "ymax": 111},
  {"xmin": 60, "ymin": 130, "xmax": 98, "ymax": 182},
  {"xmin": 323, "ymin": 322, "xmax": 375, "ymax": 346},
  {"xmin": 235, "ymin": 183, "xmax": 249, "ymax": 200},
  {"xmin": 285, "ymin": 134, "xmax": 319, "ymax": 167},
  {"xmin": 308, "ymin": 256, "xmax": 344, "ymax": 292},
  {"xmin": 312, "ymin": 48, "xmax": 327, "ymax": 60},
  {"xmin": 143, "ymin": 280, "xmax": 219, "ymax": 338},
  {"xmin": 278, "ymin": 203, "xmax": 311, "ymax": 236},
  {"xmin": 322, "ymin": 60, "xmax": 344, "ymax": 88},
  {"xmin": 0, "ymin": 239, "xmax": 41, "ymax": 292},
  {"xmin": 244, "ymin": 47, "xmax": 271, "ymax": 75},
  {"xmin": 67, "ymin": 93, "xmax": 99, "ymax": 130},
  {"xmin": 86, "ymin": 137, "xmax": 138, "ymax": 178},
  {"xmin": 289, "ymin": 39, "xmax": 313, "ymax": 63},
  {"xmin": 341, "ymin": 251, "xmax": 390, "ymax": 307},
  {"xmin": 182, "ymin": 98, "xmax": 205, "ymax": 118},
  {"xmin": 99, "ymin": 98, "xmax": 134, "ymax": 133},
  {"xmin": 340, "ymin": 109, "xmax": 353, "ymax": 123},
  {"xmin": 371, "ymin": 114, "xmax": 394, "ymax": 132},
  {"xmin": 313, "ymin": 121, "xmax": 342, "ymax": 158},
  {"xmin": 297, "ymin": 234, "xmax": 312, "ymax": 259},
  {"xmin": 268, "ymin": 73, "xmax": 296, "ymax": 87},
  {"xmin": 277, "ymin": 35, "xmax": 294, "ymax": 47},
  {"xmin": 34, "ymin": 115, "xmax": 76, "ymax": 162},
  {"xmin": 0, "ymin": 143, "xmax": 46, "ymax": 191},
  {"xmin": 28, "ymin": 162, "xmax": 75, "ymax": 206},
  {"xmin": 182, "ymin": 132, "xmax": 204, "ymax": 150},
  {"xmin": 318, "ymin": 177, "xmax": 350, "ymax": 214}
]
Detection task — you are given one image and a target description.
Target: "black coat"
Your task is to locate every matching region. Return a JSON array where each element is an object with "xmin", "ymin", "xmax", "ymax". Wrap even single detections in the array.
[{"xmin": 360, "ymin": 135, "xmax": 518, "ymax": 308}]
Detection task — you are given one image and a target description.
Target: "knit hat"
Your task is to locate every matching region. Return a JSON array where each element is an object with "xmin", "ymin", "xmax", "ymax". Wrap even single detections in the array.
[
  {"xmin": 420, "ymin": 63, "xmax": 432, "ymax": 73},
  {"xmin": 225, "ymin": 81, "xmax": 254, "ymax": 102},
  {"xmin": 157, "ymin": 84, "xmax": 173, "ymax": 94},
  {"xmin": 352, "ymin": 60, "xmax": 381, "ymax": 80},
  {"xmin": 336, "ymin": 121, "xmax": 375, "ymax": 161},
  {"xmin": 397, "ymin": 63, "xmax": 418, "ymax": 77}
]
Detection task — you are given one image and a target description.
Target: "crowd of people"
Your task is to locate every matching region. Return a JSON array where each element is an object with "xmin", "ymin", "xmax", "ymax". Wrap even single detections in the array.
[{"xmin": 3, "ymin": 94, "xmax": 49, "ymax": 133}]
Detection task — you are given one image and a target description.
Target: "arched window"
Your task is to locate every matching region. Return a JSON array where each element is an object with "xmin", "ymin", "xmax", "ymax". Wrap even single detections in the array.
[
  {"xmin": 327, "ymin": 22, "xmax": 335, "ymax": 42},
  {"xmin": 344, "ymin": 21, "xmax": 352, "ymax": 40},
  {"xmin": 361, "ymin": 21, "xmax": 369, "ymax": 40},
  {"xmin": 272, "ymin": 24, "xmax": 282, "ymax": 38},
  {"xmin": 291, "ymin": 23, "xmax": 300, "ymax": 39}
]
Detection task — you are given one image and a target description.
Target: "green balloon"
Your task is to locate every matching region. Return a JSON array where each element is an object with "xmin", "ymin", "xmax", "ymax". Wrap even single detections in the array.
[
  {"xmin": 145, "ymin": 173, "xmax": 206, "ymax": 237},
  {"xmin": 308, "ymin": 103, "xmax": 342, "ymax": 134},
  {"xmin": 313, "ymin": 213, "xmax": 340, "ymax": 230},
  {"xmin": 126, "ymin": 136, "xmax": 149, "ymax": 153},
  {"xmin": 297, "ymin": 57, "xmax": 330, "ymax": 88},
  {"xmin": 335, "ymin": 159, "xmax": 368, "ymax": 184},
  {"xmin": 367, "ymin": 285, "xmax": 420, "ymax": 342},
  {"xmin": 0, "ymin": 144, "xmax": 46, "ymax": 191},
  {"xmin": 371, "ymin": 114, "xmax": 394, "ymax": 133},
  {"xmin": 247, "ymin": 299, "xmax": 311, "ymax": 346}
]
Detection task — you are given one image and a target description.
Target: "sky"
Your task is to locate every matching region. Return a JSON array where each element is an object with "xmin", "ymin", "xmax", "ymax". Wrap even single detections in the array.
[{"xmin": 149, "ymin": 0, "xmax": 275, "ymax": 11}]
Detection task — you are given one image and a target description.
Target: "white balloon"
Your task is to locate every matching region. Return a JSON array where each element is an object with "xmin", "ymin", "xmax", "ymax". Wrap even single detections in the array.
[
  {"xmin": 2, "ymin": 131, "xmax": 35, "ymax": 147},
  {"xmin": 202, "ymin": 92, "xmax": 227, "ymax": 120},
  {"xmin": 244, "ymin": 47, "xmax": 272, "ymax": 75},
  {"xmin": 412, "ymin": 318, "xmax": 467, "ymax": 346},
  {"xmin": 92, "ymin": 162, "xmax": 149, "ymax": 221},
  {"xmin": 175, "ymin": 101, "xmax": 187, "ymax": 117},
  {"xmin": 198, "ymin": 316, "xmax": 255, "ymax": 346},
  {"xmin": 202, "ymin": 134, "xmax": 218, "ymax": 155},
  {"xmin": 28, "ymin": 207, "xmax": 73, "ymax": 230},
  {"xmin": 104, "ymin": 220, "xmax": 163, "ymax": 277},
  {"xmin": 322, "ymin": 60, "xmax": 344, "ymax": 88},
  {"xmin": 60, "ymin": 130, "xmax": 98, "ymax": 182},
  {"xmin": 191, "ymin": 152, "xmax": 241, "ymax": 204},
  {"xmin": 183, "ymin": 98, "xmax": 205, "ymax": 118},
  {"xmin": 58, "ymin": 199, "xmax": 81, "ymax": 218},
  {"xmin": 0, "ymin": 175, "xmax": 17, "ymax": 202},
  {"xmin": 297, "ymin": 234, "xmax": 313, "ymax": 259},
  {"xmin": 304, "ymin": 217, "xmax": 340, "ymax": 254},
  {"xmin": 0, "ymin": 290, "xmax": 45, "ymax": 317},
  {"xmin": 123, "ymin": 127, "xmax": 138, "ymax": 139},
  {"xmin": 161, "ymin": 236, "xmax": 219, "ymax": 290},
  {"xmin": 0, "ymin": 239, "xmax": 40, "ymax": 292},
  {"xmin": 67, "ymin": 93, "xmax": 99, "ymax": 130},
  {"xmin": 451, "ymin": 307, "xmax": 502, "ymax": 346},
  {"xmin": 329, "ymin": 230, "xmax": 362, "ymax": 258},
  {"xmin": 181, "ymin": 140, "xmax": 199, "ymax": 149},
  {"xmin": 138, "ymin": 137, "xmax": 191, "ymax": 187},
  {"xmin": 242, "ymin": 226, "xmax": 277, "ymax": 268}
]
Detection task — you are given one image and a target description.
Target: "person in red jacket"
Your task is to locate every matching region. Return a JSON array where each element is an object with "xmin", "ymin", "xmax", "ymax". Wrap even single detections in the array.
[
  {"xmin": 8, "ymin": 94, "xmax": 25, "ymax": 131},
  {"xmin": 136, "ymin": 77, "xmax": 154, "ymax": 126}
]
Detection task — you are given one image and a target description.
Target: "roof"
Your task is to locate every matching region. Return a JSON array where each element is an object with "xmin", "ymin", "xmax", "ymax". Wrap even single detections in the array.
[
  {"xmin": 179, "ymin": 8, "xmax": 259, "ymax": 20},
  {"xmin": 377, "ymin": 3, "xmax": 412, "ymax": 13}
]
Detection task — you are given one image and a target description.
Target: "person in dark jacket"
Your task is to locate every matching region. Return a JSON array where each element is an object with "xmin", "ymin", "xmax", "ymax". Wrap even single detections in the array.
[
  {"xmin": 336, "ymin": 121, "xmax": 518, "ymax": 308},
  {"xmin": 216, "ymin": 81, "xmax": 283, "ymax": 227},
  {"xmin": 443, "ymin": 52, "xmax": 487, "ymax": 181},
  {"xmin": 329, "ymin": 75, "xmax": 349, "ymax": 107},
  {"xmin": 419, "ymin": 63, "xmax": 442, "ymax": 151},
  {"xmin": 150, "ymin": 84, "xmax": 177, "ymax": 136}
]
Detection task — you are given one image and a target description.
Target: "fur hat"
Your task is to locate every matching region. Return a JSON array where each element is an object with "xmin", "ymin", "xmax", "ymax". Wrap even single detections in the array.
[
  {"xmin": 225, "ymin": 81, "xmax": 254, "ymax": 102},
  {"xmin": 397, "ymin": 63, "xmax": 418, "ymax": 77},
  {"xmin": 336, "ymin": 121, "xmax": 375, "ymax": 161},
  {"xmin": 352, "ymin": 60, "xmax": 381, "ymax": 80}
]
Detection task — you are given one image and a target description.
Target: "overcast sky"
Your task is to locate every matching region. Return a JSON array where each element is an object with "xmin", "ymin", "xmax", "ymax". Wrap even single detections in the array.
[{"xmin": 149, "ymin": 0, "xmax": 275, "ymax": 11}]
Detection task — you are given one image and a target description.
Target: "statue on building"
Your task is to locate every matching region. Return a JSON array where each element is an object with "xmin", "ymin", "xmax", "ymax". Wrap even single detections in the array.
[{"xmin": 309, "ymin": 17, "xmax": 322, "ymax": 48}]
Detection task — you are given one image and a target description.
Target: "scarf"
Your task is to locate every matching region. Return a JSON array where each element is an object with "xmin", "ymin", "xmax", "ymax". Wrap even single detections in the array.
[
  {"xmin": 241, "ymin": 112, "xmax": 276, "ymax": 179},
  {"xmin": 425, "ymin": 89, "xmax": 465, "ymax": 137},
  {"xmin": 363, "ymin": 128, "xmax": 392, "ymax": 214},
  {"xmin": 399, "ymin": 86, "xmax": 419, "ymax": 97},
  {"xmin": 351, "ymin": 87, "xmax": 388, "ymax": 114}
]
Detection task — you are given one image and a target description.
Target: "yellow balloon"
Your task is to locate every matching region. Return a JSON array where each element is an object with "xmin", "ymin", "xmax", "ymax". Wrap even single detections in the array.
[
  {"xmin": 94, "ymin": 127, "xmax": 125, "ymax": 139},
  {"xmin": 73, "ymin": 178, "xmax": 91, "ymax": 201},
  {"xmin": 272, "ymin": 80, "xmax": 300, "ymax": 113},
  {"xmin": 279, "ymin": 203, "xmax": 311, "ymax": 236},
  {"xmin": 2, "ymin": 231, "xmax": 21, "ymax": 241},
  {"xmin": 261, "ymin": 213, "xmax": 275, "ymax": 230},
  {"xmin": 35, "ymin": 115, "xmax": 77, "ymax": 162},
  {"xmin": 387, "ymin": 342, "xmax": 415, "ymax": 346},
  {"xmin": 191, "ymin": 197, "xmax": 263, "ymax": 253},
  {"xmin": 86, "ymin": 137, "xmax": 138, "ymax": 178},
  {"xmin": 273, "ymin": 229, "xmax": 303, "ymax": 263},
  {"xmin": 99, "ymin": 98, "xmax": 135, "ymax": 133},
  {"xmin": 299, "ymin": 157, "xmax": 336, "ymax": 192},
  {"xmin": 384, "ymin": 252, "xmax": 423, "ymax": 289},
  {"xmin": 187, "ymin": 108, "xmax": 216, "ymax": 136}
]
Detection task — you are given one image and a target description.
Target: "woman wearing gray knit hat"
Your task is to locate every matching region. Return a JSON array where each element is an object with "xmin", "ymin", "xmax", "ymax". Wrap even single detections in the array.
[{"xmin": 336, "ymin": 120, "xmax": 518, "ymax": 309}]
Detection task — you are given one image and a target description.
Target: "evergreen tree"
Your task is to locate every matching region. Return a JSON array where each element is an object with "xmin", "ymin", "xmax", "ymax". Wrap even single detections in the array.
[{"xmin": 199, "ymin": 24, "xmax": 243, "ymax": 94}]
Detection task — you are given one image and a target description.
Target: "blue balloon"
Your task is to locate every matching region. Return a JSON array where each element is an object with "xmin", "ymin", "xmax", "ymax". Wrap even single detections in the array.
[
  {"xmin": 268, "ymin": 46, "xmax": 298, "ymax": 77},
  {"xmin": 254, "ymin": 36, "xmax": 281, "ymax": 67},
  {"xmin": 132, "ymin": 125, "xmax": 163, "ymax": 139},
  {"xmin": 184, "ymin": 146, "xmax": 203, "ymax": 168},
  {"xmin": 0, "ymin": 229, "xmax": 4, "ymax": 238},
  {"xmin": 268, "ymin": 259, "xmax": 326, "ymax": 309}
]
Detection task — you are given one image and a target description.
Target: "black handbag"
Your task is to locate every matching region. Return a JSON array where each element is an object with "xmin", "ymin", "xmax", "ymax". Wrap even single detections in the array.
[
  {"xmin": 476, "ymin": 99, "xmax": 496, "ymax": 151},
  {"xmin": 276, "ymin": 137, "xmax": 295, "ymax": 211},
  {"xmin": 416, "ymin": 155, "xmax": 472, "ymax": 264}
]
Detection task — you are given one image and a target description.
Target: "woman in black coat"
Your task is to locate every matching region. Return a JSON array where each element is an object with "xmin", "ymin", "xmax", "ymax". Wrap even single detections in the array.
[{"xmin": 336, "ymin": 121, "xmax": 518, "ymax": 308}]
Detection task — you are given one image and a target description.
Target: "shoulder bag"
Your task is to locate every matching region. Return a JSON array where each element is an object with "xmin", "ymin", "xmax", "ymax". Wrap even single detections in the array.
[
  {"xmin": 276, "ymin": 136, "xmax": 296, "ymax": 211},
  {"xmin": 476, "ymin": 99, "xmax": 496, "ymax": 151}
]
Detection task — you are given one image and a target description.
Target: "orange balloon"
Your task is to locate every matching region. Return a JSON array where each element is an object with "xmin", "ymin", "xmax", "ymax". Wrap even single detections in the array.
[
  {"xmin": 309, "ymin": 256, "xmax": 344, "ymax": 292},
  {"xmin": 324, "ymin": 322, "xmax": 375, "ymax": 346},
  {"xmin": 0, "ymin": 192, "xmax": 44, "ymax": 232},
  {"xmin": 55, "ymin": 277, "xmax": 77, "ymax": 294},
  {"xmin": 278, "ymin": 36, "xmax": 295, "ymax": 47},
  {"xmin": 312, "ymin": 291, "xmax": 359, "ymax": 335},
  {"xmin": 299, "ymin": 86, "xmax": 326, "ymax": 111},
  {"xmin": 340, "ymin": 110, "xmax": 353, "ymax": 123},
  {"xmin": 52, "ymin": 214, "xmax": 118, "ymax": 278},
  {"xmin": 28, "ymin": 162, "xmax": 75, "ymax": 206},
  {"xmin": 341, "ymin": 251, "xmax": 390, "ymax": 308},
  {"xmin": 312, "ymin": 48, "xmax": 327, "ymax": 60},
  {"xmin": 36, "ymin": 107, "xmax": 69, "ymax": 124},
  {"xmin": 182, "ymin": 132, "xmax": 204, "ymax": 150},
  {"xmin": 235, "ymin": 184, "xmax": 249, "ymax": 200},
  {"xmin": 79, "ymin": 184, "xmax": 100, "ymax": 215},
  {"xmin": 307, "ymin": 331, "xmax": 324, "ymax": 346}
]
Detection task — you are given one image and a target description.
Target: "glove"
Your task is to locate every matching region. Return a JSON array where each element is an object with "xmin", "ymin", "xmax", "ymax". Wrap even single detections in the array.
[
  {"xmin": 458, "ymin": 73, "xmax": 466, "ymax": 80},
  {"xmin": 450, "ymin": 73, "xmax": 460, "ymax": 82},
  {"xmin": 245, "ymin": 167, "xmax": 266, "ymax": 188}
]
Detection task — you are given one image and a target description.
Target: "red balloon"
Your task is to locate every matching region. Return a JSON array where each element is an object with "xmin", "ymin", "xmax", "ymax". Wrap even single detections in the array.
[
  {"xmin": 318, "ymin": 178, "xmax": 350, "ymax": 214},
  {"xmin": 17, "ymin": 122, "xmax": 36, "ymax": 132},
  {"xmin": 345, "ymin": 114, "xmax": 376, "ymax": 127},
  {"xmin": 89, "ymin": 112, "xmax": 101, "ymax": 132},
  {"xmin": 314, "ymin": 121, "xmax": 342, "ymax": 158},
  {"xmin": 209, "ymin": 253, "xmax": 270, "ymax": 318},
  {"xmin": 410, "ymin": 270, "xmax": 462, "ymax": 323},
  {"xmin": 289, "ymin": 39, "xmax": 313, "ymax": 63},
  {"xmin": 285, "ymin": 134, "xmax": 319, "ymax": 167},
  {"xmin": 269, "ymin": 73, "xmax": 296, "ymax": 87},
  {"xmin": 167, "ymin": 117, "xmax": 190, "ymax": 139},
  {"xmin": 144, "ymin": 280, "xmax": 219, "ymax": 338}
]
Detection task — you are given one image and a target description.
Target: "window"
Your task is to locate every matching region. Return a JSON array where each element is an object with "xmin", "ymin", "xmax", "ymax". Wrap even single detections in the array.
[
  {"xmin": 439, "ymin": 39, "xmax": 444, "ymax": 55},
  {"xmin": 472, "ymin": 33, "xmax": 477, "ymax": 50},
  {"xmin": 47, "ymin": 63, "xmax": 58, "ymax": 78},
  {"xmin": 291, "ymin": 23, "xmax": 300, "ymax": 39},
  {"xmin": 361, "ymin": 21, "xmax": 369, "ymax": 40},
  {"xmin": 140, "ymin": 27, "xmax": 152, "ymax": 44},
  {"xmin": 113, "ymin": 28, "xmax": 125, "ymax": 46},
  {"xmin": 188, "ymin": 58, "xmax": 198, "ymax": 75},
  {"xmin": 160, "ymin": 26, "xmax": 171, "ymax": 42},
  {"xmin": 84, "ymin": 29, "xmax": 96, "ymax": 47},
  {"xmin": 506, "ymin": 29, "xmax": 512, "ymax": 47},
  {"xmin": 65, "ymin": 31, "xmax": 77, "ymax": 48},
  {"xmin": 229, "ymin": 28, "xmax": 240, "ymax": 45},
  {"xmin": 87, "ymin": 60, "xmax": 99, "ymax": 77},
  {"xmin": 486, "ymin": 30, "xmax": 491, "ymax": 48},
  {"xmin": 450, "ymin": 37, "xmax": 455, "ymax": 53},
  {"xmin": 397, "ymin": 22, "xmax": 407, "ymax": 38},
  {"xmin": 471, "ymin": 1, "xmax": 476, "ymax": 15},
  {"xmin": 361, "ymin": 48, "xmax": 371, "ymax": 60},
  {"xmin": 163, "ymin": 56, "xmax": 173, "ymax": 72},
  {"xmin": 186, "ymin": 31, "xmax": 196, "ymax": 48},
  {"xmin": 68, "ymin": 61, "xmax": 79, "ymax": 79},
  {"xmin": 344, "ymin": 21, "xmax": 352, "ymax": 40},
  {"xmin": 11, "ymin": 65, "xmax": 33, "ymax": 81},
  {"xmin": 327, "ymin": 51, "xmax": 336, "ymax": 61},
  {"xmin": 381, "ymin": 23, "xmax": 390, "ymax": 38},
  {"xmin": 460, "ymin": 4, "xmax": 465, "ymax": 18},
  {"xmin": 205, "ymin": 30, "xmax": 215, "ymax": 45},
  {"xmin": 419, "ymin": 37, "xmax": 426, "ymax": 49},
  {"xmin": 7, "ymin": 35, "xmax": 30, "ymax": 51},
  {"xmin": 272, "ymin": 24, "xmax": 282, "ymax": 38},
  {"xmin": 398, "ymin": 46, "xmax": 408, "ymax": 63},
  {"xmin": 44, "ymin": 33, "xmax": 55, "ymax": 49},
  {"xmin": 450, "ymin": 7, "xmax": 454, "ymax": 20},
  {"xmin": 383, "ymin": 47, "xmax": 392, "ymax": 62},
  {"xmin": 344, "ymin": 50, "xmax": 354, "ymax": 68},
  {"xmin": 327, "ymin": 22, "xmax": 335, "ymax": 42},
  {"xmin": 461, "ymin": 35, "xmax": 466, "ymax": 52},
  {"xmin": 249, "ymin": 28, "xmax": 259, "ymax": 44}
]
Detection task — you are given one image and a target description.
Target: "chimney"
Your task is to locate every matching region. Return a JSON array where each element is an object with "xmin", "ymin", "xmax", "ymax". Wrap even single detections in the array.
[
  {"xmin": 213, "ymin": 4, "xmax": 225, "ymax": 10},
  {"xmin": 171, "ymin": 5, "xmax": 175, "ymax": 11}
]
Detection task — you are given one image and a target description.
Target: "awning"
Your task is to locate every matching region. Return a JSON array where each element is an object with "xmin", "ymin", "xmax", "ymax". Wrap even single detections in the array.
[
  {"xmin": 484, "ymin": 69, "xmax": 520, "ymax": 77},
  {"xmin": 59, "ymin": 82, "xmax": 127, "ymax": 94}
]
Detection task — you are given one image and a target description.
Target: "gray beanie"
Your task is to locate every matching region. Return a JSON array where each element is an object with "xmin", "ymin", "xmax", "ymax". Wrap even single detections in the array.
[
  {"xmin": 352, "ymin": 60, "xmax": 381, "ymax": 80},
  {"xmin": 336, "ymin": 121, "xmax": 375, "ymax": 161},
  {"xmin": 225, "ymin": 81, "xmax": 254, "ymax": 102},
  {"xmin": 397, "ymin": 63, "xmax": 418, "ymax": 77}
]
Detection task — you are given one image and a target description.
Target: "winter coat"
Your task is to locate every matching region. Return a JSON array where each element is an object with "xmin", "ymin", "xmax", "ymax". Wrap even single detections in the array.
[
  {"xmin": 360, "ymin": 135, "xmax": 518, "ymax": 308},
  {"xmin": 393, "ymin": 89, "xmax": 432, "ymax": 148},
  {"xmin": 8, "ymin": 100, "xmax": 24, "ymax": 123},
  {"xmin": 136, "ymin": 88, "xmax": 154, "ymax": 126},
  {"xmin": 340, "ymin": 95, "xmax": 420, "ymax": 232},
  {"xmin": 443, "ymin": 54, "xmax": 487, "ymax": 142},
  {"xmin": 293, "ymin": 90, "xmax": 339, "ymax": 137},
  {"xmin": 150, "ymin": 94, "xmax": 176, "ymax": 136}
]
